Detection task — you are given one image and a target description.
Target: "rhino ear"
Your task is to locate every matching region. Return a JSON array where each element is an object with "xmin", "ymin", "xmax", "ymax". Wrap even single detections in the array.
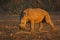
[{"xmin": 24, "ymin": 10, "xmax": 26, "ymax": 13}]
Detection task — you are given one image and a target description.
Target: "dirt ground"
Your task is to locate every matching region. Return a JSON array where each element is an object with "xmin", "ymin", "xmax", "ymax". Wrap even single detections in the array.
[{"xmin": 0, "ymin": 13, "xmax": 60, "ymax": 40}]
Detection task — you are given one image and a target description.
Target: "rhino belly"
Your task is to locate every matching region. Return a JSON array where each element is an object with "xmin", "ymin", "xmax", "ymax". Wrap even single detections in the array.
[{"xmin": 35, "ymin": 16, "xmax": 44, "ymax": 23}]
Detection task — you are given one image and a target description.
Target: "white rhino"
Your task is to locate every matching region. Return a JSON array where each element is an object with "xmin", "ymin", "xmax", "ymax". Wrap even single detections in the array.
[{"xmin": 19, "ymin": 8, "xmax": 56, "ymax": 32}]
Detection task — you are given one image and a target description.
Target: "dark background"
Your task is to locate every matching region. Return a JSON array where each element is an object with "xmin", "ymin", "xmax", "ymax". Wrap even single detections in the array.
[{"xmin": 0, "ymin": 0, "xmax": 60, "ymax": 15}]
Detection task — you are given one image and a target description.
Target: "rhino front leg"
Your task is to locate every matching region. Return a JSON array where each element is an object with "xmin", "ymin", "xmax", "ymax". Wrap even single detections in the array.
[
  {"xmin": 39, "ymin": 22, "xmax": 44, "ymax": 32},
  {"xmin": 31, "ymin": 20, "xmax": 35, "ymax": 32}
]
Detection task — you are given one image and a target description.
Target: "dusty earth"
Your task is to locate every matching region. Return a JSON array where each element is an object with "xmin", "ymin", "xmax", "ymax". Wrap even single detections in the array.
[{"xmin": 0, "ymin": 12, "xmax": 60, "ymax": 40}]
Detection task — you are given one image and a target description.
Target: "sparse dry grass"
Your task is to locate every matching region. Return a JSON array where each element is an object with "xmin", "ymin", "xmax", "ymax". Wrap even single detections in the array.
[{"xmin": 0, "ymin": 25, "xmax": 60, "ymax": 40}]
